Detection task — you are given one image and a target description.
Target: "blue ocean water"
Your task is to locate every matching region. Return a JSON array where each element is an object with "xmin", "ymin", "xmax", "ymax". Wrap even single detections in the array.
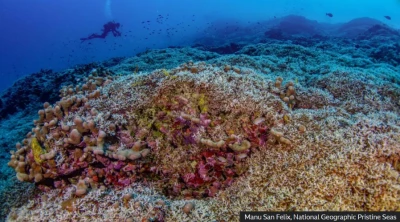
[
  {"xmin": 0, "ymin": 0, "xmax": 400, "ymax": 221},
  {"xmin": 0, "ymin": 0, "xmax": 399, "ymax": 91}
]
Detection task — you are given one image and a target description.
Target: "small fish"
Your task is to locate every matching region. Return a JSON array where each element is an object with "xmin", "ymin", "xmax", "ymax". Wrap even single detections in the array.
[
  {"xmin": 326, "ymin": 13, "xmax": 333, "ymax": 17},
  {"xmin": 384, "ymin": 15, "xmax": 391, "ymax": 20}
]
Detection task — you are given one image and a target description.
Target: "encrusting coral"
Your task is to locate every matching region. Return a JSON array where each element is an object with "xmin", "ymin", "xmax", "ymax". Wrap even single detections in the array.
[{"xmin": 31, "ymin": 138, "xmax": 45, "ymax": 164}]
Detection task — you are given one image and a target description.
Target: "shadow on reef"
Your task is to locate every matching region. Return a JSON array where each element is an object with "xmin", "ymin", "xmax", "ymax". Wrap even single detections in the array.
[
  {"xmin": 193, "ymin": 15, "xmax": 400, "ymax": 66},
  {"xmin": 192, "ymin": 43, "xmax": 244, "ymax": 55},
  {"xmin": 0, "ymin": 64, "xmax": 113, "ymax": 121}
]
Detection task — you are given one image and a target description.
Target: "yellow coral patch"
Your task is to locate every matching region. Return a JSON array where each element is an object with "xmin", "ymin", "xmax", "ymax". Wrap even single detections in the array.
[
  {"xmin": 198, "ymin": 94, "xmax": 208, "ymax": 113},
  {"xmin": 162, "ymin": 69, "xmax": 170, "ymax": 77},
  {"xmin": 190, "ymin": 161, "xmax": 197, "ymax": 169},
  {"xmin": 31, "ymin": 138, "xmax": 45, "ymax": 164},
  {"xmin": 131, "ymin": 80, "xmax": 144, "ymax": 87},
  {"xmin": 283, "ymin": 114, "xmax": 291, "ymax": 124}
]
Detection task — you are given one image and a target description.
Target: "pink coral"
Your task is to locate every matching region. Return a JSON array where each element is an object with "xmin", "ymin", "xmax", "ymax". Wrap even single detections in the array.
[{"xmin": 8, "ymin": 68, "xmax": 273, "ymax": 199}]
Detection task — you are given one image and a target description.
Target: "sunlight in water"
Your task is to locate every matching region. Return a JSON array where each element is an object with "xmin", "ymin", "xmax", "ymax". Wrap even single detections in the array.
[{"xmin": 105, "ymin": 0, "xmax": 112, "ymax": 19}]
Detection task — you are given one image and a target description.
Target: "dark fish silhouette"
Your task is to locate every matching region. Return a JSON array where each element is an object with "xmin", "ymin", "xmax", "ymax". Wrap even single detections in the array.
[
  {"xmin": 384, "ymin": 15, "xmax": 391, "ymax": 20},
  {"xmin": 326, "ymin": 13, "xmax": 333, "ymax": 17}
]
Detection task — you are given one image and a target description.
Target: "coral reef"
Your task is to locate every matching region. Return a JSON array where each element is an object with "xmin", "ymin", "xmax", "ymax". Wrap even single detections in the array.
[
  {"xmin": 1, "ymin": 15, "xmax": 400, "ymax": 221},
  {"xmin": 8, "ymin": 63, "xmax": 291, "ymax": 200},
  {"xmin": 6, "ymin": 59, "xmax": 400, "ymax": 221}
]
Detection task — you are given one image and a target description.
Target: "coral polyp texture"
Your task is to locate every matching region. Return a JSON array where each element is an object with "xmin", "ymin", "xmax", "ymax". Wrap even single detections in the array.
[
  {"xmin": 6, "ymin": 59, "xmax": 400, "ymax": 221},
  {"xmin": 9, "ymin": 63, "xmax": 286, "ymax": 199}
]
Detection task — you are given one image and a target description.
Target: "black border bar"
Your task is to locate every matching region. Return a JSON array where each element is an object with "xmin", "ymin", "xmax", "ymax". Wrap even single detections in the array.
[{"xmin": 240, "ymin": 212, "xmax": 399, "ymax": 222}]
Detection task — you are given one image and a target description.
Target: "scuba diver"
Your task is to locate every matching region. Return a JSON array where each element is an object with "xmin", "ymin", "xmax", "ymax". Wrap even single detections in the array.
[{"xmin": 80, "ymin": 21, "xmax": 121, "ymax": 42}]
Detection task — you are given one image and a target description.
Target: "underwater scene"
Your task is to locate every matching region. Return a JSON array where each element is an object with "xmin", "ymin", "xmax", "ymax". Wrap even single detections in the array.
[{"xmin": 0, "ymin": 0, "xmax": 400, "ymax": 221}]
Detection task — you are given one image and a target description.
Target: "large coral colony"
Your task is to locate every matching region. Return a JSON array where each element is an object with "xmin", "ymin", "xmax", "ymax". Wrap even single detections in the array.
[
  {"xmin": 7, "ymin": 61, "xmax": 301, "ymax": 215},
  {"xmin": 9, "ymin": 62, "xmax": 295, "ymax": 197}
]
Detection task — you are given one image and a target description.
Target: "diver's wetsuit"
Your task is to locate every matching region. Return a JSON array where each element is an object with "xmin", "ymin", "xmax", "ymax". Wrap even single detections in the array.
[{"xmin": 81, "ymin": 21, "xmax": 121, "ymax": 42}]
